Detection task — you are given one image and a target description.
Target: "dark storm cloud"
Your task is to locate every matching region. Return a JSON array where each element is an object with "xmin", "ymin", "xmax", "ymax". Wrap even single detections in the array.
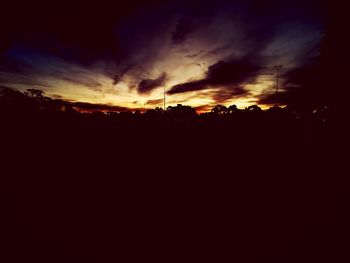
[
  {"xmin": 113, "ymin": 65, "xmax": 137, "ymax": 85},
  {"xmin": 165, "ymin": 0, "xmax": 324, "ymax": 97},
  {"xmin": 0, "ymin": 0, "xmax": 328, "ymax": 107},
  {"xmin": 258, "ymin": 89, "xmax": 304, "ymax": 106},
  {"xmin": 168, "ymin": 58, "xmax": 261, "ymax": 94},
  {"xmin": 0, "ymin": 0, "xmax": 275, "ymax": 76},
  {"xmin": 211, "ymin": 86, "xmax": 249, "ymax": 103},
  {"xmin": 257, "ymin": 60, "xmax": 328, "ymax": 108},
  {"xmin": 3, "ymin": 0, "xmax": 325, "ymax": 63},
  {"xmin": 283, "ymin": 62, "xmax": 321, "ymax": 88},
  {"xmin": 138, "ymin": 72, "xmax": 167, "ymax": 94},
  {"xmin": 1, "ymin": 1, "xmax": 176, "ymax": 73},
  {"xmin": 168, "ymin": 80, "xmax": 205, "ymax": 94}
]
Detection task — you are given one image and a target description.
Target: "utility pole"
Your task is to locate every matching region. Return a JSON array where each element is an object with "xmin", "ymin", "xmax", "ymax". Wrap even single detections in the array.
[
  {"xmin": 163, "ymin": 78, "xmax": 166, "ymax": 111},
  {"xmin": 274, "ymin": 65, "xmax": 282, "ymax": 94}
]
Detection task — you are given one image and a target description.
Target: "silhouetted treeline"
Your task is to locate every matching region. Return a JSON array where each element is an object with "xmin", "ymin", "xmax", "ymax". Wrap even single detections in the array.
[
  {"xmin": 0, "ymin": 87, "xmax": 346, "ymax": 263},
  {"xmin": 0, "ymin": 87, "xmax": 332, "ymax": 127}
]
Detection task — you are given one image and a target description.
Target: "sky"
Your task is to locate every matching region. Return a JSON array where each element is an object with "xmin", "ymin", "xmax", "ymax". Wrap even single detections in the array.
[{"xmin": 0, "ymin": 0, "xmax": 327, "ymax": 111}]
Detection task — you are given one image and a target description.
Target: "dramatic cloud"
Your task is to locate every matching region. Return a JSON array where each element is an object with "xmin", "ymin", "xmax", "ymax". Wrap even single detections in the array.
[
  {"xmin": 168, "ymin": 58, "xmax": 261, "ymax": 94},
  {"xmin": 112, "ymin": 64, "xmax": 138, "ymax": 85},
  {"xmin": 211, "ymin": 86, "xmax": 249, "ymax": 103},
  {"xmin": 138, "ymin": 72, "xmax": 167, "ymax": 94},
  {"xmin": 258, "ymin": 61, "xmax": 327, "ymax": 108},
  {"xmin": 0, "ymin": 0, "xmax": 328, "ymax": 109}
]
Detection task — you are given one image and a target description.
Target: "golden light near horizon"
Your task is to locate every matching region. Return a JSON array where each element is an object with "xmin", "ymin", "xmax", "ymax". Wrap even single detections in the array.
[
  {"xmin": 0, "ymin": 27, "xmax": 288, "ymax": 112},
  {"xmin": 3, "ymin": 60, "xmax": 281, "ymax": 112},
  {"xmin": 0, "ymin": 0, "xmax": 325, "ymax": 114}
]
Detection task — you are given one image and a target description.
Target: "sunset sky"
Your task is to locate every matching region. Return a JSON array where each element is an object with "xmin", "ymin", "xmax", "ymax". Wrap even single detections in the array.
[{"xmin": 0, "ymin": 0, "xmax": 327, "ymax": 111}]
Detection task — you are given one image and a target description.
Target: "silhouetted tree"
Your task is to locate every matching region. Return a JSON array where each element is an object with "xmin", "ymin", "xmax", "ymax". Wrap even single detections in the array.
[
  {"xmin": 228, "ymin": 105, "xmax": 239, "ymax": 114},
  {"xmin": 211, "ymin": 105, "xmax": 228, "ymax": 116},
  {"xmin": 25, "ymin": 89, "xmax": 45, "ymax": 100},
  {"xmin": 245, "ymin": 105, "xmax": 262, "ymax": 113},
  {"xmin": 166, "ymin": 104, "xmax": 197, "ymax": 122}
]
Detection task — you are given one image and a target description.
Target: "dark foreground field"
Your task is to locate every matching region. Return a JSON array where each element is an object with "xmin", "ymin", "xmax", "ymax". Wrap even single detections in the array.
[{"xmin": 1, "ymin": 98, "xmax": 348, "ymax": 262}]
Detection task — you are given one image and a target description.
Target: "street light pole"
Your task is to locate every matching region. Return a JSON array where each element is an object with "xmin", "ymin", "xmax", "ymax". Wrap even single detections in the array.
[
  {"xmin": 163, "ymin": 78, "xmax": 166, "ymax": 111},
  {"xmin": 274, "ymin": 65, "xmax": 282, "ymax": 94}
]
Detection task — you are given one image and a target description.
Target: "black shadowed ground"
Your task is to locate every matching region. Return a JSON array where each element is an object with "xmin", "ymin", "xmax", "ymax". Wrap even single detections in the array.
[{"xmin": 0, "ymin": 88, "xmax": 347, "ymax": 263}]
